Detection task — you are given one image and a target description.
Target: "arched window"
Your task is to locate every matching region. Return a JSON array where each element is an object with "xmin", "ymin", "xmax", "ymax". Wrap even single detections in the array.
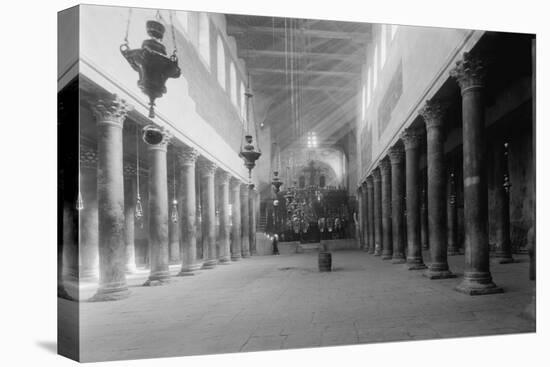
[
  {"xmin": 198, "ymin": 13, "xmax": 210, "ymax": 67},
  {"xmin": 230, "ymin": 62, "xmax": 237, "ymax": 106},
  {"xmin": 176, "ymin": 11, "xmax": 188, "ymax": 33},
  {"xmin": 380, "ymin": 25, "xmax": 387, "ymax": 67},
  {"xmin": 217, "ymin": 36, "xmax": 226, "ymax": 89}
]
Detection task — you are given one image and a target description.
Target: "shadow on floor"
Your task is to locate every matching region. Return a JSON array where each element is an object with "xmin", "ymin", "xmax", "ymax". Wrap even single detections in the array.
[{"xmin": 36, "ymin": 340, "xmax": 57, "ymax": 354}]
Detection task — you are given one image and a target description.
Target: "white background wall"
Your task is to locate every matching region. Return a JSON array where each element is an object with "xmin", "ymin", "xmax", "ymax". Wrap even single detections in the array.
[{"xmin": 2, "ymin": 1, "xmax": 549, "ymax": 367}]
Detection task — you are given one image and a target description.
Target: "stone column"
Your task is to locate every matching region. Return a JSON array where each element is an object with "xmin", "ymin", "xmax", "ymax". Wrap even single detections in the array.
[
  {"xmin": 230, "ymin": 178, "xmax": 243, "ymax": 260},
  {"xmin": 218, "ymin": 170, "xmax": 232, "ymax": 263},
  {"xmin": 79, "ymin": 151, "xmax": 99, "ymax": 279},
  {"xmin": 357, "ymin": 186, "xmax": 364, "ymax": 248},
  {"xmin": 199, "ymin": 159, "xmax": 218, "ymax": 269},
  {"xmin": 447, "ymin": 171, "xmax": 460, "ymax": 256},
  {"xmin": 420, "ymin": 99, "xmax": 455, "ymax": 279},
  {"xmin": 249, "ymin": 185, "xmax": 257, "ymax": 255},
  {"xmin": 366, "ymin": 176, "xmax": 375, "ymax": 254},
  {"xmin": 143, "ymin": 127, "xmax": 171, "ymax": 286},
  {"xmin": 123, "ymin": 165, "xmax": 137, "ymax": 273},
  {"xmin": 379, "ymin": 158, "xmax": 393, "ymax": 260},
  {"xmin": 90, "ymin": 95, "xmax": 131, "ymax": 301},
  {"xmin": 177, "ymin": 147, "xmax": 200, "ymax": 275},
  {"xmin": 451, "ymin": 52, "xmax": 502, "ymax": 294},
  {"xmin": 372, "ymin": 169, "xmax": 382, "ymax": 256},
  {"xmin": 492, "ymin": 142, "xmax": 515, "ymax": 263},
  {"xmin": 241, "ymin": 183, "xmax": 251, "ymax": 258},
  {"xmin": 402, "ymin": 128, "xmax": 427, "ymax": 270},
  {"xmin": 389, "ymin": 145, "xmax": 406, "ymax": 263},
  {"xmin": 420, "ymin": 173, "xmax": 429, "ymax": 250},
  {"xmin": 361, "ymin": 182, "xmax": 369, "ymax": 251}
]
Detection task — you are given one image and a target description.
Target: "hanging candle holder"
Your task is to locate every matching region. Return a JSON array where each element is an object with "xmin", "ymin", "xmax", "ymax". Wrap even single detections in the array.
[
  {"xmin": 239, "ymin": 134, "xmax": 262, "ymax": 180},
  {"xmin": 171, "ymin": 199, "xmax": 178, "ymax": 223},
  {"xmin": 272, "ymin": 170, "xmax": 283, "ymax": 193},
  {"xmin": 135, "ymin": 193, "xmax": 144, "ymax": 227},
  {"xmin": 76, "ymin": 191, "xmax": 84, "ymax": 211},
  {"xmin": 503, "ymin": 142, "xmax": 512, "ymax": 194},
  {"xmin": 120, "ymin": 11, "xmax": 181, "ymax": 118}
]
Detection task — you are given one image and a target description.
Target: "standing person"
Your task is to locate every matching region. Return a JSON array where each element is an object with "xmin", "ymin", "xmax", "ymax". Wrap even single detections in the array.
[{"xmin": 272, "ymin": 234, "xmax": 280, "ymax": 255}]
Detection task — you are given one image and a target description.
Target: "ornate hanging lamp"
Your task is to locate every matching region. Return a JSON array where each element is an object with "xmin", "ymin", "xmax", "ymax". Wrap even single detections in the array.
[
  {"xmin": 272, "ymin": 171, "xmax": 283, "ymax": 193},
  {"xmin": 239, "ymin": 80, "xmax": 261, "ymax": 180},
  {"xmin": 503, "ymin": 142, "xmax": 512, "ymax": 194},
  {"xmin": 120, "ymin": 9, "xmax": 181, "ymax": 119}
]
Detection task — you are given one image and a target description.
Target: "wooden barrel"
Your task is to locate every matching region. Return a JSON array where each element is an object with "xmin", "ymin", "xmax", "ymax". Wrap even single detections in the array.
[{"xmin": 318, "ymin": 252, "xmax": 332, "ymax": 272}]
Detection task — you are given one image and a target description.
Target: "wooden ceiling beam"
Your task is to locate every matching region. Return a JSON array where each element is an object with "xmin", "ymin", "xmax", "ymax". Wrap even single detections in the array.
[
  {"xmin": 237, "ymin": 49, "xmax": 363, "ymax": 63},
  {"xmin": 227, "ymin": 24, "xmax": 369, "ymax": 42},
  {"xmin": 248, "ymin": 68, "xmax": 356, "ymax": 78}
]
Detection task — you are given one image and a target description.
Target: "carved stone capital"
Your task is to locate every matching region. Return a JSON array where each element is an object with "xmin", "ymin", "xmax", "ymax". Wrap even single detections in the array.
[
  {"xmin": 240, "ymin": 183, "xmax": 250, "ymax": 195},
  {"xmin": 143, "ymin": 125, "xmax": 172, "ymax": 151},
  {"xmin": 217, "ymin": 169, "xmax": 232, "ymax": 185},
  {"xmin": 388, "ymin": 144, "xmax": 405, "ymax": 164},
  {"xmin": 361, "ymin": 181, "xmax": 368, "ymax": 190},
  {"xmin": 450, "ymin": 52, "xmax": 486, "ymax": 92},
  {"xmin": 177, "ymin": 146, "xmax": 199, "ymax": 166},
  {"xmin": 379, "ymin": 157, "xmax": 392, "ymax": 176},
  {"xmin": 401, "ymin": 127, "xmax": 423, "ymax": 150},
  {"xmin": 230, "ymin": 177, "xmax": 242, "ymax": 190},
  {"xmin": 91, "ymin": 94, "xmax": 131, "ymax": 127},
  {"xmin": 366, "ymin": 175, "xmax": 374, "ymax": 189},
  {"xmin": 419, "ymin": 99, "xmax": 447, "ymax": 130},
  {"xmin": 198, "ymin": 159, "xmax": 218, "ymax": 177},
  {"xmin": 372, "ymin": 168, "xmax": 381, "ymax": 183}
]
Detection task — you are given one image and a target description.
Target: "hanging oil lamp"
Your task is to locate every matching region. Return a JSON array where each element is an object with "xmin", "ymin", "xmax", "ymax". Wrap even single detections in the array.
[
  {"xmin": 135, "ymin": 193, "xmax": 144, "ymax": 224},
  {"xmin": 120, "ymin": 11, "xmax": 181, "ymax": 118},
  {"xmin": 503, "ymin": 142, "xmax": 511, "ymax": 194},
  {"xmin": 272, "ymin": 170, "xmax": 283, "ymax": 193},
  {"xmin": 170, "ymin": 150, "xmax": 178, "ymax": 223},
  {"xmin": 76, "ymin": 191, "xmax": 84, "ymax": 211},
  {"xmin": 239, "ymin": 134, "xmax": 262, "ymax": 180}
]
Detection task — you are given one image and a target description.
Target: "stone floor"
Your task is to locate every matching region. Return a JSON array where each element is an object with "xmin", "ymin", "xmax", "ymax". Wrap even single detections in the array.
[{"xmin": 63, "ymin": 247, "xmax": 535, "ymax": 362}]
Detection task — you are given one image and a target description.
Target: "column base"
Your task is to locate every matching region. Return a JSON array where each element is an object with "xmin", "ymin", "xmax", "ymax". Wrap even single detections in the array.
[
  {"xmin": 218, "ymin": 256, "xmax": 232, "ymax": 265},
  {"xmin": 455, "ymin": 272, "xmax": 503, "ymax": 295},
  {"xmin": 89, "ymin": 282, "xmax": 130, "ymax": 302},
  {"xmin": 143, "ymin": 271, "xmax": 171, "ymax": 286},
  {"xmin": 381, "ymin": 253, "xmax": 393, "ymax": 260},
  {"xmin": 492, "ymin": 251, "xmax": 516, "ymax": 264},
  {"xmin": 231, "ymin": 254, "xmax": 242, "ymax": 261},
  {"xmin": 374, "ymin": 245, "xmax": 381, "ymax": 256},
  {"xmin": 178, "ymin": 263, "xmax": 201, "ymax": 276},
  {"xmin": 391, "ymin": 256, "xmax": 406, "ymax": 264},
  {"xmin": 424, "ymin": 264, "xmax": 456, "ymax": 279},
  {"xmin": 406, "ymin": 258, "xmax": 427, "ymax": 270},
  {"xmin": 57, "ymin": 285, "xmax": 75, "ymax": 301},
  {"xmin": 242, "ymin": 252, "xmax": 251, "ymax": 258},
  {"xmin": 447, "ymin": 248, "xmax": 461, "ymax": 256},
  {"xmin": 201, "ymin": 259, "xmax": 218, "ymax": 269},
  {"xmin": 368, "ymin": 247, "xmax": 375, "ymax": 254},
  {"xmin": 79, "ymin": 267, "xmax": 99, "ymax": 280}
]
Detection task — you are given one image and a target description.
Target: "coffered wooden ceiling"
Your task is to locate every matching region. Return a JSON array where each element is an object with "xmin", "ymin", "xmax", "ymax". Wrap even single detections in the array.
[{"xmin": 225, "ymin": 15, "xmax": 371, "ymax": 150}]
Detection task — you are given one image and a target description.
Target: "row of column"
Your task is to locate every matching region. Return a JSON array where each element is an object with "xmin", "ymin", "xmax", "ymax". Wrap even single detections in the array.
[
  {"xmin": 87, "ymin": 94, "xmax": 258, "ymax": 301},
  {"xmin": 358, "ymin": 52, "xmax": 510, "ymax": 295}
]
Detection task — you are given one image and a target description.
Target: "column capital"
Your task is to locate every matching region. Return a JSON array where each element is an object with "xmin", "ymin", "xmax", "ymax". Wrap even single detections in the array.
[
  {"xmin": 401, "ymin": 127, "xmax": 423, "ymax": 150},
  {"xmin": 230, "ymin": 177, "xmax": 242, "ymax": 189},
  {"xmin": 91, "ymin": 94, "xmax": 132, "ymax": 127},
  {"xmin": 240, "ymin": 183, "xmax": 250, "ymax": 194},
  {"xmin": 372, "ymin": 168, "xmax": 381, "ymax": 183},
  {"xmin": 198, "ymin": 159, "xmax": 217, "ymax": 177},
  {"xmin": 366, "ymin": 175, "xmax": 374, "ymax": 188},
  {"xmin": 419, "ymin": 99, "xmax": 447, "ymax": 130},
  {"xmin": 379, "ymin": 157, "xmax": 392, "ymax": 177},
  {"xmin": 361, "ymin": 180, "xmax": 367, "ymax": 189},
  {"xmin": 388, "ymin": 144, "xmax": 405, "ymax": 164},
  {"xmin": 217, "ymin": 169, "xmax": 232, "ymax": 184},
  {"xmin": 177, "ymin": 146, "xmax": 199, "ymax": 166},
  {"xmin": 143, "ymin": 125, "xmax": 172, "ymax": 151},
  {"xmin": 450, "ymin": 51, "xmax": 486, "ymax": 92}
]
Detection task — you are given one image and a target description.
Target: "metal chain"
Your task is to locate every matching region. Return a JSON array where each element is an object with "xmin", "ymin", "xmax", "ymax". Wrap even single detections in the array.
[
  {"xmin": 124, "ymin": 8, "xmax": 132, "ymax": 45},
  {"xmin": 169, "ymin": 10, "xmax": 178, "ymax": 56}
]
